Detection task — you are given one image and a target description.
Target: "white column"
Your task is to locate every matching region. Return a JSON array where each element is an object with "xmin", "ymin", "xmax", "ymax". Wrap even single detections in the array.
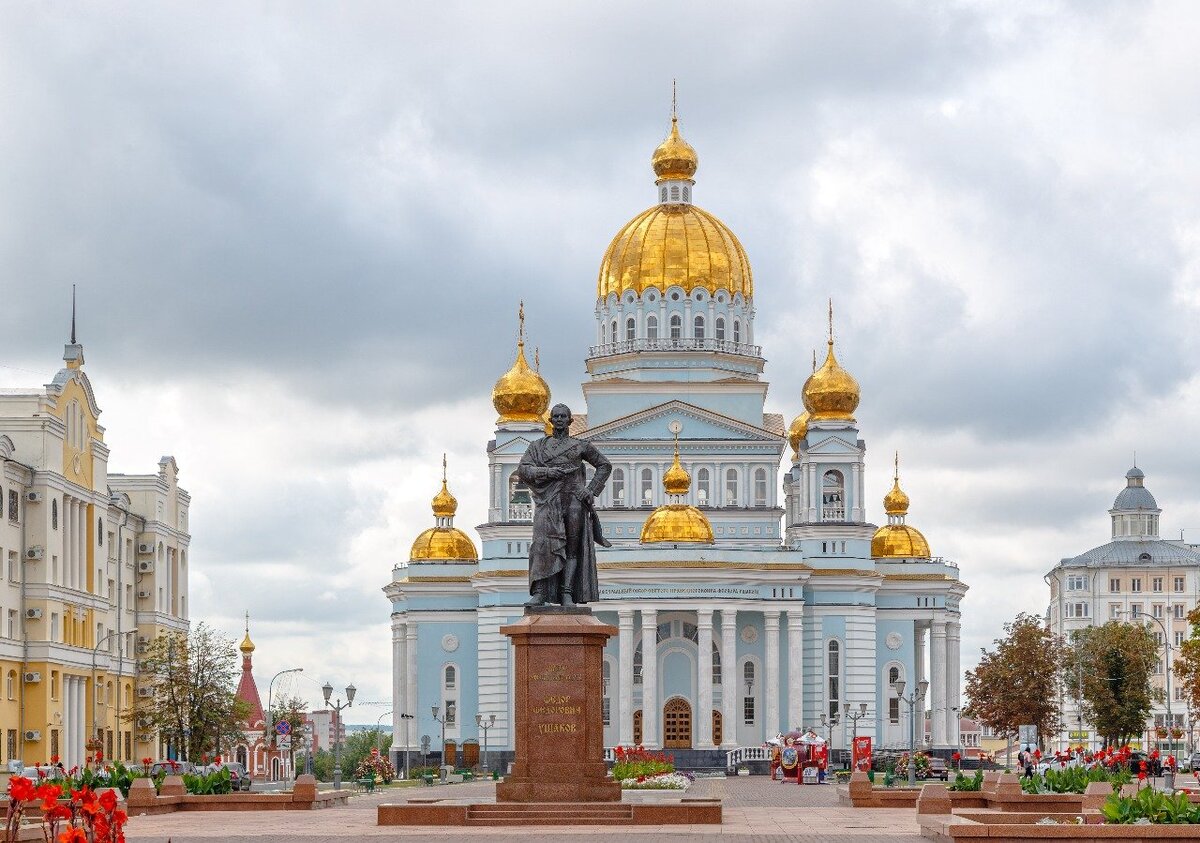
[
  {"xmin": 931, "ymin": 620, "xmax": 948, "ymax": 747},
  {"xmin": 697, "ymin": 607, "xmax": 714, "ymax": 748},
  {"xmin": 641, "ymin": 608, "xmax": 659, "ymax": 747},
  {"xmin": 720, "ymin": 609, "xmax": 739, "ymax": 747},
  {"xmin": 77, "ymin": 502, "xmax": 86, "ymax": 591},
  {"xmin": 764, "ymin": 609, "xmax": 781, "ymax": 738},
  {"xmin": 850, "ymin": 463, "xmax": 862, "ymax": 521},
  {"xmin": 787, "ymin": 609, "xmax": 804, "ymax": 732},
  {"xmin": 618, "ymin": 609, "xmax": 635, "ymax": 746},
  {"xmin": 948, "ymin": 621, "xmax": 961, "ymax": 750},
  {"xmin": 809, "ymin": 465, "xmax": 819, "ymax": 521},
  {"xmin": 405, "ymin": 624, "xmax": 418, "ymax": 750},
  {"xmin": 916, "ymin": 625, "xmax": 927, "ymax": 687},
  {"xmin": 391, "ymin": 620, "xmax": 406, "ymax": 752}
]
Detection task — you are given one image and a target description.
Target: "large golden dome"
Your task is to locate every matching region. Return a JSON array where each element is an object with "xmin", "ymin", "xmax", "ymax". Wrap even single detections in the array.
[
  {"xmin": 492, "ymin": 303, "xmax": 550, "ymax": 423},
  {"xmin": 803, "ymin": 308, "xmax": 860, "ymax": 421},
  {"xmin": 597, "ymin": 117, "xmax": 752, "ymax": 301},
  {"xmin": 787, "ymin": 411, "xmax": 809, "ymax": 458}
]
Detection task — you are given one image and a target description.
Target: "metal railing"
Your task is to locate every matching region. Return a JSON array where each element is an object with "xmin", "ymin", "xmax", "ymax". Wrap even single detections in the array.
[
  {"xmin": 821, "ymin": 506, "xmax": 846, "ymax": 521},
  {"xmin": 589, "ymin": 338, "xmax": 761, "ymax": 358},
  {"xmin": 508, "ymin": 503, "xmax": 533, "ymax": 522}
]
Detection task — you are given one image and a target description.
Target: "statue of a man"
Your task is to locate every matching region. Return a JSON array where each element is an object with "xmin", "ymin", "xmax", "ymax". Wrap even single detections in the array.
[{"xmin": 518, "ymin": 403, "xmax": 612, "ymax": 607}]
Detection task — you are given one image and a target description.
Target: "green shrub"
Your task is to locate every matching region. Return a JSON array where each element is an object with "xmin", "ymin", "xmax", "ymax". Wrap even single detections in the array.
[
  {"xmin": 181, "ymin": 767, "xmax": 233, "ymax": 795},
  {"xmin": 1102, "ymin": 788, "xmax": 1200, "ymax": 824},
  {"xmin": 948, "ymin": 769, "xmax": 984, "ymax": 792}
]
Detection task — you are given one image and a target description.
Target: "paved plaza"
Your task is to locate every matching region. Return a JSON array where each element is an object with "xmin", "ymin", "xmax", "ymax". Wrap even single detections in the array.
[{"xmin": 123, "ymin": 778, "xmax": 920, "ymax": 842}]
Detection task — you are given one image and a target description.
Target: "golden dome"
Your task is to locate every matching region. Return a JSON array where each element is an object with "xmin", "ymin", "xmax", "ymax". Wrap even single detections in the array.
[
  {"xmin": 598, "ymin": 204, "xmax": 752, "ymax": 301},
  {"xmin": 239, "ymin": 631, "xmax": 255, "ymax": 655},
  {"xmin": 662, "ymin": 441, "xmax": 691, "ymax": 496},
  {"xmin": 641, "ymin": 505, "xmax": 714, "ymax": 543},
  {"xmin": 410, "ymin": 526, "xmax": 478, "ymax": 561},
  {"xmin": 431, "ymin": 455, "xmax": 458, "ymax": 518},
  {"xmin": 652, "ymin": 116, "xmax": 698, "ymax": 183},
  {"xmin": 871, "ymin": 524, "xmax": 931, "ymax": 559},
  {"xmin": 787, "ymin": 411, "xmax": 809, "ymax": 458},
  {"xmin": 802, "ymin": 305, "xmax": 859, "ymax": 421},
  {"xmin": 492, "ymin": 302, "xmax": 550, "ymax": 423},
  {"xmin": 872, "ymin": 452, "xmax": 929, "ymax": 559}
]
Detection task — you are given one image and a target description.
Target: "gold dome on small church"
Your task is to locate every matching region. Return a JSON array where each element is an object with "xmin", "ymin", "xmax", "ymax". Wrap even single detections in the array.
[
  {"xmin": 492, "ymin": 302, "xmax": 550, "ymax": 424},
  {"xmin": 641, "ymin": 437, "xmax": 714, "ymax": 544},
  {"xmin": 802, "ymin": 304, "xmax": 859, "ymax": 422},
  {"xmin": 871, "ymin": 453, "xmax": 930, "ymax": 559},
  {"xmin": 411, "ymin": 457, "xmax": 478, "ymax": 561},
  {"xmin": 651, "ymin": 115, "xmax": 698, "ymax": 183}
]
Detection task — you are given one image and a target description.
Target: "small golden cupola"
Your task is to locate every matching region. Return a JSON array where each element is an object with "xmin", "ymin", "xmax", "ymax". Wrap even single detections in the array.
[
  {"xmin": 492, "ymin": 302, "xmax": 551, "ymax": 424},
  {"xmin": 802, "ymin": 302, "xmax": 860, "ymax": 422},
  {"xmin": 641, "ymin": 431, "xmax": 714, "ymax": 544},
  {"xmin": 410, "ymin": 455, "xmax": 479, "ymax": 561},
  {"xmin": 787, "ymin": 350, "xmax": 819, "ymax": 459},
  {"xmin": 871, "ymin": 453, "xmax": 931, "ymax": 559},
  {"xmin": 239, "ymin": 611, "xmax": 255, "ymax": 655},
  {"xmin": 651, "ymin": 114, "xmax": 699, "ymax": 184}
]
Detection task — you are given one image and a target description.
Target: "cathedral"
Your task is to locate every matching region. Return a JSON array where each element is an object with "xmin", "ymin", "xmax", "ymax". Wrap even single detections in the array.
[{"xmin": 384, "ymin": 114, "xmax": 968, "ymax": 768}]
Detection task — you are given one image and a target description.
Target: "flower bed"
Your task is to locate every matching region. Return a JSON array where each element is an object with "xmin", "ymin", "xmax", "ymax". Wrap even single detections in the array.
[
  {"xmin": 611, "ymin": 745, "xmax": 674, "ymax": 783},
  {"xmin": 5, "ymin": 776, "xmax": 127, "ymax": 843},
  {"xmin": 620, "ymin": 773, "xmax": 694, "ymax": 790}
]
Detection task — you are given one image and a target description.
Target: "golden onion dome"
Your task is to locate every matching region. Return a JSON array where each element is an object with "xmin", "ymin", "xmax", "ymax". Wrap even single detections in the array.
[
  {"xmin": 652, "ymin": 115, "xmax": 698, "ymax": 183},
  {"xmin": 662, "ymin": 445, "xmax": 691, "ymax": 495},
  {"xmin": 410, "ymin": 526, "xmax": 478, "ymax": 561},
  {"xmin": 239, "ymin": 631, "xmax": 255, "ymax": 655},
  {"xmin": 787, "ymin": 411, "xmax": 809, "ymax": 458},
  {"xmin": 883, "ymin": 478, "xmax": 910, "ymax": 516},
  {"xmin": 431, "ymin": 455, "xmax": 458, "ymax": 518},
  {"xmin": 492, "ymin": 303, "xmax": 550, "ymax": 423},
  {"xmin": 803, "ymin": 305, "xmax": 859, "ymax": 421},
  {"xmin": 641, "ymin": 505, "xmax": 715, "ymax": 544},
  {"xmin": 871, "ymin": 524, "xmax": 931, "ymax": 559}
]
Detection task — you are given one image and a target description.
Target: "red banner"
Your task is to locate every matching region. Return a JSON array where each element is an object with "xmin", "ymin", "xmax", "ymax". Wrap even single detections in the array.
[{"xmin": 852, "ymin": 736, "xmax": 873, "ymax": 771}]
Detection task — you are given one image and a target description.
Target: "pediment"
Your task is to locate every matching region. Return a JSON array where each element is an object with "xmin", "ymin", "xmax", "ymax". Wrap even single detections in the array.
[
  {"xmin": 804, "ymin": 434, "xmax": 861, "ymax": 456},
  {"xmin": 492, "ymin": 435, "xmax": 539, "ymax": 456},
  {"xmin": 583, "ymin": 400, "xmax": 781, "ymax": 443}
]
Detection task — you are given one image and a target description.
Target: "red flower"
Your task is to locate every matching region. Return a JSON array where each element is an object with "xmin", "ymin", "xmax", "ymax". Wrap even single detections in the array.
[
  {"xmin": 1151, "ymin": 750, "xmax": 1160, "ymax": 759},
  {"xmin": 99, "ymin": 788, "xmax": 118, "ymax": 812},
  {"xmin": 1138, "ymin": 771, "xmax": 1147, "ymax": 781},
  {"xmin": 57, "ymin": 829, "xmax": 87, "ymax": 843},
  {"xmin": 50, "ymin": 754, "xmax": 61, "ymax": 765},
  {"xmin": 95, "ymin": 750, "xmax": 104, "ymax": 763},
  {"xmin": 214, "ymin": 755, "xmax": 222, "ymax": 765},
  {"xmin": 8, "ymin": 775, "xmax": 36, "ymax": 802},
  {"xmin": 1140, "ymin": 761, "xmax": 1148, "ymax": 772}
]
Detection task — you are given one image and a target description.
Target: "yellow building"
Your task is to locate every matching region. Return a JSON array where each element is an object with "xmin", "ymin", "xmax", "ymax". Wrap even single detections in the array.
[{"xmin": 0, "ymin": 326, "xmax": 190, "ymax": 769}]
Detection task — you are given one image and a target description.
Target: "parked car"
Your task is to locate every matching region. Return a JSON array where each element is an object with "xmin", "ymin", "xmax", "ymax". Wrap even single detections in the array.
[
  {"xmin": 213, "ymin": 761, "xmax": 252, "ymax": 791},
  {"xmin": 148, "ymin": 761, "xmax": 196, "ymax": 777},
  {"xmin": 923, "ymin": 757, "xmax": 950, "ymax": 781},
  {"xmin": 1185, "ymin": 752, "xmax": 1200, "ymax": 773}
]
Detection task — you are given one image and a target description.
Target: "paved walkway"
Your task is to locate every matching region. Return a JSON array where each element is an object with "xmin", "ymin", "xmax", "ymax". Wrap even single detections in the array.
[{"xmin": 124, "ymin": 778, "xmax": 920, "ymax": 842}]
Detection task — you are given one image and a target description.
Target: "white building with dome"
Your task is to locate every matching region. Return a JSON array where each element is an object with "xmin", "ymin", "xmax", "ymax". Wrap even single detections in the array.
[
  {"xmin": 1047, "ymin": 466, "xmax": 1200, "ymax": 752},
  {"xmin": 384, "ymin": 113, "xmax": 969, "ymax": 770}
]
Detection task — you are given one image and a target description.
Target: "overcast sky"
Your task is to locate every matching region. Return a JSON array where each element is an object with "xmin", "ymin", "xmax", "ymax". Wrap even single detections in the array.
[{"xmin": 2, "ymin": 1, "xmax": 1199, "ymax": 723}]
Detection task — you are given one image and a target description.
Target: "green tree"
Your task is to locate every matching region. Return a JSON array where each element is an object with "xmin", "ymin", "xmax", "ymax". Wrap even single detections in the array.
[
  {"xmin": 1172, "ymin": 607, "xmax": 1200, "ymax": 716},
  {"xmin": 1063, "ymin": 620, "xmax": 1161, "ymax": 747},
  {"xmin": 336, "ymin": 728, "xmax": 390, "ymax": 779},
  {"xmin": 267, "ymin": 695, "xmax": 309, "ymax": 774},
  {"xmin": 963, "ymin": 613, "xmax": 1065, "ymax": 749},
  {"xmin": 134, "ymin": 622, "xmax": 249, "ymax": 760}
]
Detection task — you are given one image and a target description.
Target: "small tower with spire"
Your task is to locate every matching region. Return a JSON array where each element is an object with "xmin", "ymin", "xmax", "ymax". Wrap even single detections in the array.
[{"xmin": 63, "ymin": 284, "xmax": 85, "ymax": 369}]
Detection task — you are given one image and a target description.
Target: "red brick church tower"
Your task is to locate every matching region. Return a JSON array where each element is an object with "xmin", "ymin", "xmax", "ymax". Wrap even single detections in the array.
[{"xmin": 230, "ymin": 614, "xmax": 291, "ymax": 780}]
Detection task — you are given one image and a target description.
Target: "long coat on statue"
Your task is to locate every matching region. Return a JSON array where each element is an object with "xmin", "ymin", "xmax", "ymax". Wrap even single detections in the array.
[{"xmin": 518, "ymin": 434, "xmax": 612, "ymax": 604}]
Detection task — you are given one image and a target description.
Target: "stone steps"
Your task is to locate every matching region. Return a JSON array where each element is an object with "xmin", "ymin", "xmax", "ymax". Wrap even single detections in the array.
[{"xmin": 466, "ymin": 803, "xmax": 634, "ymax": 825}]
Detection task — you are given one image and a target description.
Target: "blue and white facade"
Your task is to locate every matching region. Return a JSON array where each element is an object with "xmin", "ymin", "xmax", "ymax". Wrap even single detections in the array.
[{"xmin": 385, "ymin": 122, "xmax": 968, "ymax": 766}]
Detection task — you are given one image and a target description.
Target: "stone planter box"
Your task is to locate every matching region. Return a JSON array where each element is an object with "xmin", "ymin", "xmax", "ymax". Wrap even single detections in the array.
[
  {"xmin": 621, "ymin": 787, "xmax": 691, "ymax": 802},
  {"xmin": 126, "ymin": 774, "xmax": 352, "ymax": 815}
]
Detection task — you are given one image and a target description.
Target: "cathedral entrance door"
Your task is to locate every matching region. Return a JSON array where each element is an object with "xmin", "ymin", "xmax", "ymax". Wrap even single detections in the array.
[{"xmin": 663, "ymin": 697, "xmax": 692, "ymax": 749}]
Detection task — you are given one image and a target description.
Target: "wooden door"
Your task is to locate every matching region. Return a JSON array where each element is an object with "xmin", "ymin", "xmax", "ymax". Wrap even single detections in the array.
[{"xmin": 663, "ymin": 698, "xmax": 692, "ymax": 749}]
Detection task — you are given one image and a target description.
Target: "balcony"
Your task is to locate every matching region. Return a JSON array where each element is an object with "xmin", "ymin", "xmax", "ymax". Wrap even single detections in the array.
[
  {"xmin": 821, "ymin": 506, "xmax": 846, "ymax": 521},
  {"xmin": 588, "ymin": 337, "xmax": 761, "ymax": 358},
  {"xmin": 508, "ymin": 503, "xmax": 533, "ymax": 522}
]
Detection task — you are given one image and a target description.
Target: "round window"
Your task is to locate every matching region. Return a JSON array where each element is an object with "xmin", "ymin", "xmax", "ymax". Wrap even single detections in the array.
[{"xmin": 671, "ymin": 292, "xmax": 680, "ymax": 301}]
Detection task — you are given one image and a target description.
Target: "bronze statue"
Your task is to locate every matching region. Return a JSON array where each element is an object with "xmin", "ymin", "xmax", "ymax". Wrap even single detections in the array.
[{"xmin": 519, "ymin": 403, "xmax": 612, "ymax": 607}]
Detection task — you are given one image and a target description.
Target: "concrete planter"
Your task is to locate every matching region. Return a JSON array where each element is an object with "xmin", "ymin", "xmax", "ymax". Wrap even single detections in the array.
[{"xmin": 622, "ymin": 787, "xmax": 690, "ymax": 803}]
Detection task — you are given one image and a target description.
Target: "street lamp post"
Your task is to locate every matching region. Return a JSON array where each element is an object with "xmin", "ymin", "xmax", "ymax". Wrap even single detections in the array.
[
  {"xmin": 476, "ymin": 714, "xmax": 496, "ymax": 775},
  {"xmin": 820, "ymin": 713, "xmax": 839, "ymax": 771},
  {"xmin": 1119, "ymin": 611, "xmax": 1173, "ymax": 753},
  {"xmin": 894, "ymin": 679, "xmax": 929, "ymax": 787},
  {"xmin": 90, "ymin": 630, "xmax": 118, "ymax": 759},
  {"xmin": 843, "ymin": 702, "xmax": 871, "ymax": 770},
  {"xmin": 398, "ymin": 713, "xmax": 414, "ymax": 780},
  {"xmin": 266, "ymin": 667, "xmax": 303, "ymax": 781},
  {"xmin": 432, "ymin": 705, "xmax": 448, "ymax": 770},
  {"xmin": 321, "ymin": 680, "xmax": 356, "ymax": 789}
]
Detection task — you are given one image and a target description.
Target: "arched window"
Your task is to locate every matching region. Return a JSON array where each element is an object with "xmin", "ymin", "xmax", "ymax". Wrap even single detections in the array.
[
  {"xmin": 712, "ymin": 641, "xmax": 722, "ymax": 685},
  {"xmin": 670, "ymin": 185, "xmax": 680, "ymax": 201},
  {"xmin": 754, "ymin": 468, "xmax": 768, "ymax": 507},
  {"xmin": 828, "ymin": 641, "xmax": 841, "ymax": 720},
  {"xmin": 725, "ymin": 468, "xmax": 738, "ymax": 506},
  {"xmin": 640, "ymin": 468, "xmax": 654, "ymax": 505},
  {"xmin": 822, "ymin": 470, "xmax": 845, "ymax": 520},
  {"xmin": 52, "ymin": 498, "xmax": 58, "ymax": 530},
  {"xmin": 742, "ymin": 661, "xmax": 756, "ymax": 725},
  {"xmin": 715, "ymin": 317, "xmax": 726, "ymax": 341},
  {"xmin": 693, "ymin": 315, "xmax": 705, "ymax": 340},
  {"xmin": 669, "ymin": 314, "xmax": 682, "ymax": 340},
  {"xmin": 509, "ymin": 471, "xmax": 532, "ymax": 521},
  {"xmin": 696, "ymin": 468, "xmax": 710, "ymax": 505},
  {"xmin": 646, "ymin": 315, "xmax": 658, "ymax": 340},
  {"xmin": 888, "ymin": 666, "xmax": 900, "ymax": 686},
  {"xmin": 683, "ymin": 186, "xmax": 691, "ymax": 203},
  {"xmin": 660, "ymin": 187, "xmax": 667, "ymax": 202},
  {"xmin": 611, "ymin": 468, "xmax": 626, "ymax": 506},
  {"xmin": 733, "ymin": 320, "xmax": 741, "ymax": 344},
  {"xmin": 610, "ymin": 320, "xmax": 618, "ymax": 344},
  {"xmin": 743, "ymin": 661, "xmax": 754, "ymax": 687},
  {"xmin": 5, "ymin": 670, "xmax": 14, "ymax": 700},
  {"xmin": 625, "ymin": 317, "xmax": 636, "ymax": 341},
  {"xmin": 444, "ymin": 665, "xmax": 456, "ymax": 690}
]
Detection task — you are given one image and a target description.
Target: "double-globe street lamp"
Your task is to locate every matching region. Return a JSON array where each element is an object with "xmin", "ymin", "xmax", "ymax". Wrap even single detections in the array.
[
  {"xmin": 265, "ymin": 667, "xmax": 303, "ymax": 781},
  {"xmin": 432, "ymin": 704, "xmax": 451, "ymax": 769},
  {"xmin": 322, "ymin": 681, "xmax": 356, "ymax": 789},
  {"xmin": 476, "ymin": 714, "xmax": 496, "ymax": 775},
  {"xmin": 894, "ymin": 679, "xmax": 929, "ymax": 786}
]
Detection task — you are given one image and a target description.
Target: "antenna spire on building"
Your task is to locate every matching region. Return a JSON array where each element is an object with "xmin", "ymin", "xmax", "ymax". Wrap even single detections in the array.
[{"xmin": 70, "ymin": 284, "xmax": 77, "ymax": 345}]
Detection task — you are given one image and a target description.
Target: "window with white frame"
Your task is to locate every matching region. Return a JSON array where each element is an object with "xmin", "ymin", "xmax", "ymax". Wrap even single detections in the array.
[
  {"xmin": 733, "ymin": 320, "xmax": 741, "ymax": 343},
  {"xmin": 1153, "ymin": 577, "xmax": 1163, "ymax": 593},
  {"xmin": 1065, "ymin": 602, "xmax": 1090, "ymax": 618},
  {"xmin": 1175, "ymin": 604, "xmax": 1186, "ymax": 619},
  {"xmin": 827, "ymin": 640, "xmax": 841, "ymax": 720},
  {"xmin": 725, "ymin": 469, "xmax": 738, "ymax": 506},
  {"xmin": 694, "ymin": 315, "xmax": 705, "ymax": 340},
  {"xmin": 1067, "ymin": 574, "xmax": 1088, "ymax": 591},
  {"xmin": 1175, "ymin": 576, "xmax": 1186, "ymax": 593},
  {"xmin": 611, "ymin": 469, "xmax": 625, "ymax": 506},
  {"xmin": 647, "ymin": 315, "xmax": 658, "ymax": 340},
  {"xmin": 1176, "ymin": 631, "xmax": 1186, "ymax": 647},
  {"xmin": 640, "ymin": 468, "xmax": 654, "ymax": 505},
  {"xmin": 611, "ymin": 321, "xmax": 617, "ymax": 344},
  {"xmin": 1131, "ymin": 578, "xmax": 1142, "ymax": 593},
  {"xmin": 753, "ymin": 468, "xmax": 768, "ymax": 507},
  {"xmin": 696, "ymin": 468, "xmax": 710, "ymax": 505},
  {"xmin": 442, "ymin": 664, "xmax": 458, "ymax": 730},
  {"xmin": 715, "ymin": 317, "xmax": 725, "ymax": 341},
  {"xmin": 669, "ymin": 314, "xmax": 682, "ymax": 339},
  {"xmin": 1110, "ymin": 578, "xmax": 1121, "ymax": 593},
  {"xmin": 1154, "ymin": 604, "xmax": 1164, "ymax": 619},
  {"xmin": 625, "ymin": 317, "xmax": 636, "ymax": 341},
  {"xmin": 1129, "ymin": 603, "xmax": 1141, "ymax": 617}
]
